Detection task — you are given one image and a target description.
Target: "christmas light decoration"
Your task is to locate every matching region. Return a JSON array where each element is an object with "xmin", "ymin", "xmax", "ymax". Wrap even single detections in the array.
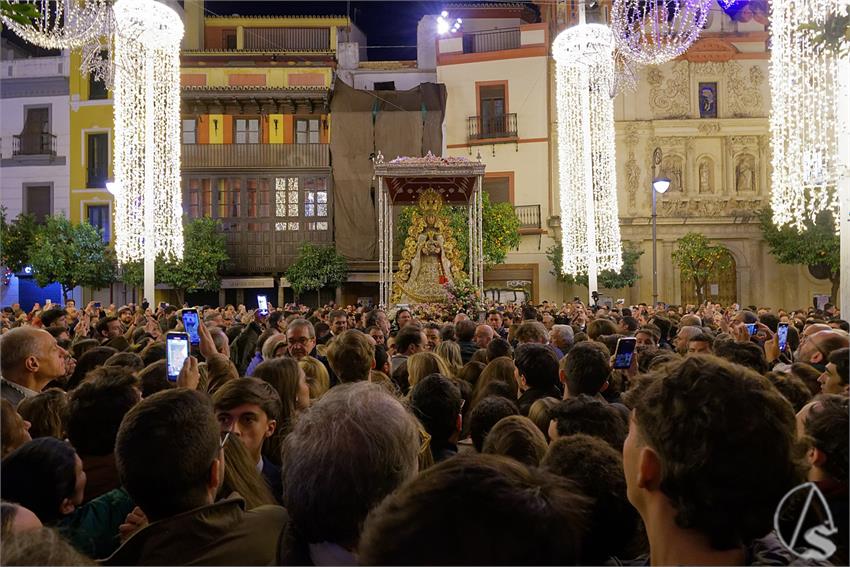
[
  {"xmin": 112, "ymin": 0, "xmax": 184, "ymax": 263},
  {"xmin": 769, "ymin": 0, "xmax": 841, "ymax": 231},
  {"xmin": 0, "ymin": 0, "xmax": 109, "ymax": 49},
  {"xmin": 611, "ymin": 0, "xmax": 711, "ymax": 65},
  {"xmin": 553, "ymin": 24, "xmax": 622, "ymax": 279}
]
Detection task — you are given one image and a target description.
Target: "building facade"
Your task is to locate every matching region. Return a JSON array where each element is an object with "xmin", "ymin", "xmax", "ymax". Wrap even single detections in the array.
[
  {"xmin": 178, "ymin": 10, "xmax": 357, "ymax": 307},
  {"xmin": 0, "ymin": 44, "xmax": 71, "ymax": 307},
  {"xmin": 437, "ymin": 4, "xmax": 556, "ymax": 304}
]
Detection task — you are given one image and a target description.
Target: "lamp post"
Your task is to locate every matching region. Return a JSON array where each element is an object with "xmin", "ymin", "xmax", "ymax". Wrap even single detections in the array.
[{"xmin": 651, "ymin": 147, "xmax": 670, "ymax": 307}]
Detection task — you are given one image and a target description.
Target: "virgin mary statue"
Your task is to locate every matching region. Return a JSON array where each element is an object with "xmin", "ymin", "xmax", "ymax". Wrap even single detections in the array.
[{"xmin": 393, "ymin": 189, "xmax": 464, "ymax": 304}]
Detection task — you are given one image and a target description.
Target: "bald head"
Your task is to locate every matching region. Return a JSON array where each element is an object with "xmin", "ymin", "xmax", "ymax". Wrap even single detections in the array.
[
  {"xmin": 680, "ymin": 314, "xmax": 702, "ymax": 327},
  {"xmin": 673, "ymin": 325, "xmax": 703, "ymax": 355},
  {"xmin": 803, "ymin": 323, "xmax": 831, "ymax": 338},
  {"xmin": 0, "ymin": 327, "xmax": 67, "ymax": 389},
  {"xmin": 803, "ymin": 330, "xmax": 850, "ymax": 365},
  {"xmin": 473, "ymin": 324, "xmax": 495, "ymax": 349}
]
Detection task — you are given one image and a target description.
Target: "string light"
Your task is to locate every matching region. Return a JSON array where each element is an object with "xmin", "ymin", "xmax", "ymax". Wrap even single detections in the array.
[
  {"xmin": 553, "ymin": 24, "xmax": 622, "ymax": 277},
  {"xmin": 769, "ymin": 0, "xmax": 840, "ymax": 231},
  {"xmin": 113, "ymin": 0, "xmax": 184, "ymax": 263},
  {"xmin": 0, "ymin": 0, "xmax": 108, "ymax": 49},
  {"xmin": 437, "ymin": 11, "xmax": 462, "ymax": 34},
  {"xmin": 611, "ymin": 0, "xmax": 711, "ymax": 65}
]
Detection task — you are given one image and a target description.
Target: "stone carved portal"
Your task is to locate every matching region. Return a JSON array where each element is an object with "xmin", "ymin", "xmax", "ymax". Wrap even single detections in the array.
[
  {"xmin": 393, "ymin": 189, "xmax": 465, "ymax": 304},
  {"xmin": 680, "ymin": 248, "xmax": 737, "ymax": 305},
  {"xmin": 661, "ymin": 155, "xmax": 684, "ymax": 192},
  {"xmin": 735, "ymin": 154, "xmax": 756, "ymax": 193},
  {"xmin": 698, "ymin": 158, "xmax": 714, "ymax": 194}
]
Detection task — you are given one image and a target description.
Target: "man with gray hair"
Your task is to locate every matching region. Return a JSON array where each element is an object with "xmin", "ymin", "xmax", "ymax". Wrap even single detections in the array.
[
  {"xmin": 0, "ymin": 328, "xmax": 68, "ymax": 406},
  {"xmin": 279, "ymin": 381, "xmax": 420, "ymax": 564},
  {"xmin": 549, "ymin": 324, "xmax": 575, "ymax": 360}
]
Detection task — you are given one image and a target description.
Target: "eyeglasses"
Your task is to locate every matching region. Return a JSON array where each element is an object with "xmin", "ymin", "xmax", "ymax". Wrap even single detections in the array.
[{"xmin": 220, "ymin": 430, "xmax": 231, "ymax": 449}]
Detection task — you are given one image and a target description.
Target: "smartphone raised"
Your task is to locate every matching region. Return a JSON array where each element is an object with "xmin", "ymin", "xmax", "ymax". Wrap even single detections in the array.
[
  {"xmin": 257, "ymin": 295, "xmax": 269, "ymax": 316},
  {"xmin": 613, "ymin": 337, "xmax": 637, "ymax": 370},
  {"xmin": 45, "ymin": 299, "xmax": 52, "ymax": 306},
  {"xmin": 94, "ymin": 301, "xmax": 101, "ymax": 309},
  {"xmin": 181, "ymin": 309, "xmax": 201, "ymax": 345},
  {"xmin": 777, "ymin": 322, "xmax": 789, "ymax": 352},
  {"xmin": 166, "ymin": 332, "xmax": 190, "ymax": 382},
  {"xmin": 746, "ymin": 323, "xmax": 757, "ymax": 336}
]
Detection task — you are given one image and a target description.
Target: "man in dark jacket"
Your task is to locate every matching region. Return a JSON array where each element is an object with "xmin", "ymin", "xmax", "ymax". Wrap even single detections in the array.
[
  {"xmin": 105, "ymin": 388, "xmax": 286, "ymax": 565},
  {"xmin": 514, "ymin": 343, "xmax": 561, "ymax": 416},
  {"xmin": 456, "ymin": 319, "xmax": 479, "ymax": 364}
]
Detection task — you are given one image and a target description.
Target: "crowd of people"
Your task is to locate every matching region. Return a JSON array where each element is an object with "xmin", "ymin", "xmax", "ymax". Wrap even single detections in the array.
[{"xmin": 0, "ymin": 295, "xmax": 847, "ymax": 565}]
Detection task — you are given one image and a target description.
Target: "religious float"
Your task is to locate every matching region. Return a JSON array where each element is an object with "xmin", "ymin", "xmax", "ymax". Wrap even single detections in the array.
[{"xmin": 373, "ymin": 152, "xmax": 485, "ymax": 308}]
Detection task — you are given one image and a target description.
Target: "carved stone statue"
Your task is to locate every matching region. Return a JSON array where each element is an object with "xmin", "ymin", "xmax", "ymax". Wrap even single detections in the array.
[
  {"xmin": 699, "ymin": 160, "xmax": 713, "ymax": 194},
  {"xmin": 736, "ymin": 155, "xmax": 755, "ymax": 193},
  {"xmin": 393, "ymin": 189, "xmax": 464, "ymax": 304},
  {"xmin": 662, "ymin": 156, "xmax": 684, "ymax": 192}
]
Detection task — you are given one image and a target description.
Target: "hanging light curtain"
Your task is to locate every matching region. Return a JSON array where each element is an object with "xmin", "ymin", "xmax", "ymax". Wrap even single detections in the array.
[{"xmin": 553, "ymin": 24, "xmax": 622, "ymax": 277}]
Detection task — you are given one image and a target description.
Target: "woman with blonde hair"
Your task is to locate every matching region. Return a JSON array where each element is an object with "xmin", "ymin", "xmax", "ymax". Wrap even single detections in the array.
[
  {"xmin": 218, "ymin": 434, "xmax": 277, "ymax": 509},
  {"xmin": 407, "ymin": 351, "xmax": 453, "ymax": 389},
  {"xmin": 435, "ymin": 340, "xmax": 462, "ymax": 377},
  {"xmin": 298, "ymin": 356, "xmax": 330, "ymax": 400},
  {"xmin": 470, "ymin": 356, "xmax": 520, "ymax": 411}
]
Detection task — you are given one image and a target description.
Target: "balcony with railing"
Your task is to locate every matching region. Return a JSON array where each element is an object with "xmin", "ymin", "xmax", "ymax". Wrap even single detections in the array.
[
  {"xmin": 13, "ymin": 132, "xmax": 57, "ymax": 156},
  {"xmin": 515, "ymin": 204, "xmax": 541, "ymax": 231},
  {"xmin": 437, "ymin": 23, "xmax": 548, "ymax": 64},
  {"xmin": 182, "ymin": 143, "xmax": 330, "ymax": 170},
  {"xmin": 462, "ymin": 28, "xmax": 521, "ymax": 54},
  {"xmin": 467, "ymin": 114, "xmax": 518, "ymax": 142}
]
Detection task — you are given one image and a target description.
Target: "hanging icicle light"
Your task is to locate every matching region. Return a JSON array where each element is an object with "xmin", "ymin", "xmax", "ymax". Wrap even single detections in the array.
[
  {"xmin": 769, "ymin": 0, "xmax": 840, "ymax": 231},
  {"xmin": 113, "ymin": 0, "xmax": 184, "ymax": 263},
  {"xmin": 0, "ymin": 0, "xmax": 109, "ymax": 49},
  {"xmin": 611, "ymin": 0, "xmax": 712, "ymax": 65},
  {"xmin": 553, "ymin": 24, "xmax": 622, "ymax": 277}
]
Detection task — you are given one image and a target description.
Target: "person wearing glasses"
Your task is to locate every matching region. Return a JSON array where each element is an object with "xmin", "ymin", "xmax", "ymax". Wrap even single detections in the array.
[{"xmin": 105, "ymin": 388, "xmax": 287, "ymax": 565}]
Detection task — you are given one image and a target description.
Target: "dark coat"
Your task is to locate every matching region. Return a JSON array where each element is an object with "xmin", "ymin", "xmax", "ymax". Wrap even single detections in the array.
[{"xmin": 102, "ymin": 497, "xmax": 287, "ymax": 566}]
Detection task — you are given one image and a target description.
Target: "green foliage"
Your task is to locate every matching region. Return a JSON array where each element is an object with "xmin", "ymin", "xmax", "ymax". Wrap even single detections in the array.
[
  {"xmin": 119, "ymin": 218, "xmax": 229, "ymax": 303},
  {"xmin": 0, "ymin": 207, "xmax": 38, "ymax": 273},
  {"xmin": 671, "ymin": 232, "xmax": 732, "ymax": 304},
  {"xmin": 285, "ymin": 242, "xmax": 349, "ymax": 299},
  {"xmin": 397, "ymin": 193, "xmax": 521, "ymax": 270},
  {"xmin": 546, "ymin": 241, "xmax": 643, "ymax": 290},
  {"xmin": 801, "ymin": 4, "xmax": 850, "ymax": 57},
  {"xmin": 0, "ymin": 1, "xmax": 40, "ymax": 25},
  {"xmin": 759, "ymin": 209, "xmax": 840, "ymax": 298},
  {"xmin": 28, "ymin": 216, "xmax": 116, "ymax": 299}
]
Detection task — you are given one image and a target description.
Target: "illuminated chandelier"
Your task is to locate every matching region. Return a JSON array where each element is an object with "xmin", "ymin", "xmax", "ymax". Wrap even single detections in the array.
[
  {"xmin": 769, "ymin": 0, "xmax": 841, "ymax": 231},
  {"xmin": 553, "ymin": 24, "xmax": 622, "ymax": 278},
  {"xmin": 112, "ymin": 0, "xmax": 184, "ymax": 263},
  {"xmin": 611, "ymin": 0, "xmax": 712, "ymax": 65},
  {"xmin": 0, "ymin": 0, "xmax": 109, "ymax": 49}
]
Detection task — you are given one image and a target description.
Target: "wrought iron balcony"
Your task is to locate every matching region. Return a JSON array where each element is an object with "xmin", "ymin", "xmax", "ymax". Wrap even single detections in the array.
[
  {"xmin": 13, "ymin": 132, "xmax": 56, "ymax": 156},
  {"xmin": 467, "ymin": 113, "xmax": 518, "ymax": 142},
  {"xmin": 182, "ymin": 143, "xmax": 330, "ymax": 170},
  {"xmin": 462, "ymin": 28, "xmax": 521, "ymax": 54},
  {"xmin": 515, "ymin": 204, "xmax": 541, "ymax": 231}
]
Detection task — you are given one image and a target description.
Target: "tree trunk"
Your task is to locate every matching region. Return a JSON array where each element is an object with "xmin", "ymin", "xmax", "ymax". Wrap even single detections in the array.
[
  {"xmin": 694, "ymin": 278, "xmax": 705, "ymax": 305},
  {"xmin": 176, "ymin": 289, "xmax": 185, "ymax": 307},
  {"xmin": 830, "ymin": 272, "xmax": 840, "ymax": 306},
  {"xmin": 317, "ymin": 288, "xmax": 321, "ymax": 307}
]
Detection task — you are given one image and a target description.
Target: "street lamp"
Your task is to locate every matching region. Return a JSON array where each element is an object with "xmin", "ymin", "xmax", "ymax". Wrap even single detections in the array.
[{"xmin": 651, "ymin": 147, "xmax": 669, "ymax": 307}]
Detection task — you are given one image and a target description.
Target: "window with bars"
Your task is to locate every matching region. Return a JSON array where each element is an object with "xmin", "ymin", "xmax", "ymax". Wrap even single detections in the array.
[
  {"xmin": 295, "ymin": 118, "xmax": 320, "ymax": 144},
  {"xmin": 303, "ymin": 176, "xmax": 328, "ymax": 222},
  {"xmin": 188, "ymin": 178, "xmax": 212, "ymax": 218},
  {"xmin": 275, "ymin": 177, "xmax": 300, "ymax": 231},
  {"xmin": 182, "ymin": 119, "xmax": 196, "ymax": 144},
  {"xmin": 235, "ymin": 119, "xmax": 259, "ymax": 144}
]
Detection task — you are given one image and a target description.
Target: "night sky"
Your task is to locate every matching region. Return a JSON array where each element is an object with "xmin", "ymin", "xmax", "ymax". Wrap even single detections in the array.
[{"xmin": 204, "ymin": 0, "xmax": 537, "ymax": 60}]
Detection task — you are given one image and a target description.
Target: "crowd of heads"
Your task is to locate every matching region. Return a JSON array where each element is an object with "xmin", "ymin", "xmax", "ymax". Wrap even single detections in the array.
[{"xmin": 0, "ymin": 296, "xmax": 847, "ymax": 565}]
